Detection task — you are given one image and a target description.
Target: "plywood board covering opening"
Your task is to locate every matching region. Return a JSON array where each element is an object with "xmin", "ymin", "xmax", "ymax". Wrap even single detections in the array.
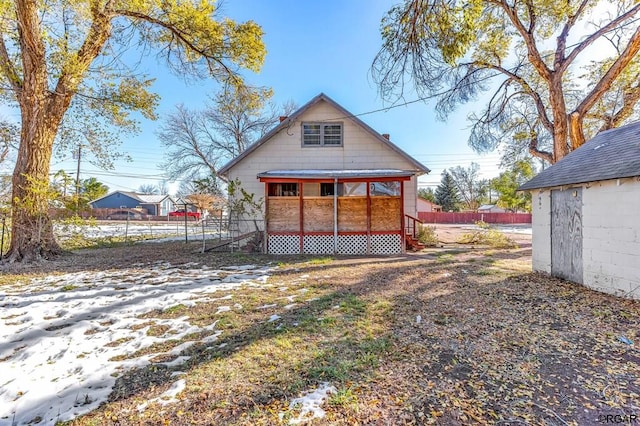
[
  {"xmin": 337, "ymin": 197, "xmax": 367, "ymax": 232},
  {"xmin": 303, "ymin": 198, "xmax": 334, "ymax": 232},
  {"xmin": 267, "ymin": 197, "xmax": 300, "ymax": 232},
  {"xmin": 371, "ymin": 197, "xmax": 401, "ymax": 231}
]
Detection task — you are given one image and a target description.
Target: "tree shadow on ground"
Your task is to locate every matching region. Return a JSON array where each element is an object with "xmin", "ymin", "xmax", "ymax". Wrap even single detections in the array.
[{"xmin": 9, "ymin": 242, "xmax": 637, "ymax": 425}]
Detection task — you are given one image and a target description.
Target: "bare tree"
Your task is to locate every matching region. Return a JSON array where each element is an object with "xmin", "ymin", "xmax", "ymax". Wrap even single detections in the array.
[
  {"xmin": 159, "ymin": 84, "xmax": 296, "ymax": 183},
  {"xmin": 448, "ymin": 163, "xmax": 488, "ymax": 211},
  {"xmin": 138, "ymin": 184, "xmax": 160, "ymax": 195}
]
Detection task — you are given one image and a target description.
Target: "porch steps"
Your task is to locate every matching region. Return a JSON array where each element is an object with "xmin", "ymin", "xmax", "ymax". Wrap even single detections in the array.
[{"xmin": 405, "ymin": 233, "xmax": 425, "ymax": 251}]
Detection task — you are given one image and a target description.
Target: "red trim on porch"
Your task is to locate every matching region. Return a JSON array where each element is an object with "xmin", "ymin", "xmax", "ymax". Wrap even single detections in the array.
[
  {"xmin": 400, "ymin": 180, "xmax": 406, "ymax": 253},
  {"xmin": 366, "ymin": 180, "xmax": 371, "ymax": 253},
  {"xmin": 299, "ymin": 182, "xmax": 304, "ymax": 252},
  {"xmin": 264, "ymin": 181, "xmax": 270, "ymax": 253},
  {"xmin": 259, "ymin": 176, "xmax": 411, "ymax": 183}
]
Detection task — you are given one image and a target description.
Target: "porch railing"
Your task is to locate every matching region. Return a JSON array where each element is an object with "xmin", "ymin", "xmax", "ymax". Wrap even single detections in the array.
[{"xmin": 404, "ymin": 214, "xmax": 423, "ymax": 240}]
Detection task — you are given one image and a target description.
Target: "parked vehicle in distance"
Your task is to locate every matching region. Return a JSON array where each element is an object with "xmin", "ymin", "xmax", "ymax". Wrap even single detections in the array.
[
  {"xmin": 168, "ymin": 209, "xmax": 201, "ymax": 220},
  {"xmin": 105, "ymin": 210, "xmax": 142, "ymax": 220}
]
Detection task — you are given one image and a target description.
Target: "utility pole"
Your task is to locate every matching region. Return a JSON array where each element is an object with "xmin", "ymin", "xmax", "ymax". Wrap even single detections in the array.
[{"xmin": 74, "ymin": 145, "xmax": 81, "ymax": 211}]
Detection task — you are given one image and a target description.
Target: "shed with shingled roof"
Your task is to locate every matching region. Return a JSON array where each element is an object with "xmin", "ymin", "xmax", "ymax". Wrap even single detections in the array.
[{"xmin": 519, "ymin": 121, "xmax": 640, "ymax": 299}]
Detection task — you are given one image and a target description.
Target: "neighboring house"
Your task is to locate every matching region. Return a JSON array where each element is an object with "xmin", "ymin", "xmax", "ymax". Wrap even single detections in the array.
[
  {"xmin": 218, "ymin": 93, "xmax": 430, "ymax": 255},
  {"xmin": 519, "ymin": 121, "xmax": 640, "ymax": 299},
  {"xmin": 90, "ymin": 191, "xmax": 175, "ymax": 216},
  {"xmin": 417, "ymin": 197, "xmax": 442, "ymax": 213},
  {"xmin": 477, "ymin": 204, "xmax": 506, "ymax": 213},
  {"xmin": 171, "ymin": 198, "xmax": 200, "ymax": 213}
]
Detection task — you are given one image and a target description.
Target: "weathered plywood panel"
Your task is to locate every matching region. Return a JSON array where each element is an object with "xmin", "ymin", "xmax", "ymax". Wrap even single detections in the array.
[
  {"xmin": 303, "ymin": 198, "xmax": 334, "ymax": 232},
  {"xmin": 267, "ymin": 198, "xmax": 300, "ymax": 232},
  {"xmin": 371, "ymin": 198, "xmax": 401, "ymax": 231},
  {"xmin": 551, "ymin": 188, "xmax": 583, "ymax": 284},
  {"xmin": 338, "ymin": 197, "xmax": 367, "ymax": 232}
]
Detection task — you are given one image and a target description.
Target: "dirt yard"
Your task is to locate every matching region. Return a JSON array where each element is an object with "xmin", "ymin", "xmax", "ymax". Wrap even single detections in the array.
[{"xmin": 1, "ymin": 225, "xmax": 638, "ymax": 426}]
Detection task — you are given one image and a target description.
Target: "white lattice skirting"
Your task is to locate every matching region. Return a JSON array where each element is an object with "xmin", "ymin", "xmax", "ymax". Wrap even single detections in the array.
[
  {"xmin": 303, "ymin": 235, "xmax": 334, "ymax": 254},
  {"xmin": 369, "ymin": 234, "xmax": 403, "ymax": 255},
  {"xmin": 269, "ymin": 233, "xmax": 403, "ymax": 255},
  {"xmin": 268, "ymin": 235, "xmax": 300, "ymax": 254},
  {"xmin": 337, "ymin": 235, "xmax": 368, "ymax": 255}
]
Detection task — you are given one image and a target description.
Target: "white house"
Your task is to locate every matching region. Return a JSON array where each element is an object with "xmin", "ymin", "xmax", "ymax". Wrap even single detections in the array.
[
  {"xmin": 218, "ymin": 93, "xmax": 429, "ymax": 255},
  {"xmin": 519, "ymin": 121, "xmax": 640, "ymax": 299}
]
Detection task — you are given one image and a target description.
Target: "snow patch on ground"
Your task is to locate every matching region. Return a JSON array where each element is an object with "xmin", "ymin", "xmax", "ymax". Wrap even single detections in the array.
[
  {"xmin": 136, "ymin": 379, "xmax": 186, "ymax": 412},
  {"xmin": 0, "ymin": 263, "xmax": 273, "ymax": 425},
  {"xmin": 281, "ymin": 382, "xmax": 336, "ymax": 424}
]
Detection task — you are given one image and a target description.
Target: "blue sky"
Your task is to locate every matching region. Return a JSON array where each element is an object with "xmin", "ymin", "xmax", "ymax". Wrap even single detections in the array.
[{"xmin": 52, "ymin": 0, "xmax": 503, "ymax": 193}]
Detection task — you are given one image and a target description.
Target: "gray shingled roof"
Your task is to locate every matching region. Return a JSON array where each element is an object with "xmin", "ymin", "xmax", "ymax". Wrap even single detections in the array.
[{"xmin": 519, "ymin": 121, "xmax": 640, "ymax": 191}]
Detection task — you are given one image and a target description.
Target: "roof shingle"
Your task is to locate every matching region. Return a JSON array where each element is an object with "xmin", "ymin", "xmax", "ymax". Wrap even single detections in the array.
[{"xmin": 519, "ymin": 121, "xmax": 640, "ymax": 191}]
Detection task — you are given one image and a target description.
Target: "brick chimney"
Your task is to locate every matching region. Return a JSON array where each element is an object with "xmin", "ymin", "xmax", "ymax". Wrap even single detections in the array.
[{"xmin": 382, "ymin": 133, "xmax": 390, "ymax": 140}]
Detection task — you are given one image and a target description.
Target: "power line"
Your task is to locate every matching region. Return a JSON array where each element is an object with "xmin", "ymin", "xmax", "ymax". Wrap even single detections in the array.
[{"xmin": 317, "ymin": 14, "xmax": 640, "ymax": 122}]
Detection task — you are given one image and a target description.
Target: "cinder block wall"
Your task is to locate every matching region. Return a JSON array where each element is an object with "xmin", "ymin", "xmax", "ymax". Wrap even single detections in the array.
[
  {"xmin": 532, "ymin": 179, "xmax": 640, "ymax": 299},
  {"xmin": 531, "ymin": 190, "xmax": 551, "ymax": 273},
  {"xmin": 582, "ymin": 179, "xmax": 640, "ymax": 298}
]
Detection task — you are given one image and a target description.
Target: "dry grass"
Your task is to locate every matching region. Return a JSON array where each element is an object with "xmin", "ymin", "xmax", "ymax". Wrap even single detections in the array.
[{"xmin": 1, "ymin": 239, "xmax": 639, "ymax": 426}]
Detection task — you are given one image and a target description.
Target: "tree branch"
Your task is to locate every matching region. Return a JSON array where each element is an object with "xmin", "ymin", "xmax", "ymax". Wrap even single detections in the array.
[
  {"xmin": 115, "ymin": 9, "xmax": 236, "ymax": 81},
  {"xmin": 472, "ymin": 60, "xmax": 553, "ymax": 132},
  {"xmin": 562, "ymin": 3, "xmax": 640, "ymax": 71},
  {"xmin": 0, "ymin": 35, "xmax": 22, "ymax": 92},
  {"xmin": 528, "ymin": 133, "xmax": 553, "ymax": 164},
  {"xmin": 498, "ymin": 0, "xmax": 551, "ymax": 81},
  {"xmin": 574, "ymin": 26, "xmax": 640, "ymax": 116},
  {"xmin": 554, "ymin": 0, "xmax": 589, "ymax": 70},
  {"xmin": 599, "ymin": 83, "xmax": 640, "ymax": 130},
  {"xmin": 50, "ymin": 0, "xmax": 114, "ymax": 112}
]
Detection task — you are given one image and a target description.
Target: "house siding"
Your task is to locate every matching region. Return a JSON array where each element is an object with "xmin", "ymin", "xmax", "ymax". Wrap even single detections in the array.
[
  {"xmin": 91, "ymin": 193, "xmax": 140, "ymax": 209},
  {"xmin": 227, "ymin": 101, "xmax": 420, "ymax": 223},
  {"xmin": 417, "ymin": 198, "xmax": 440, "ymax": 213},
  {"xmin": 532, "ymin": 179, "xmax": 640, "ymax": 298}
]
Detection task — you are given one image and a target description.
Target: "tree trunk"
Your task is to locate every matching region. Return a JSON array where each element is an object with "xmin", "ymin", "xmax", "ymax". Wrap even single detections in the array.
[
  {"xmin": 568, "ymin": 111, "xmax": 585, "ymax": 151},
  {"xmin": 5, "ymin": 105, "xmax": 63, "ymax": 262},
  {"xmin": 549, "ymin": 75, "xmax": 570, "ymax": 164}
]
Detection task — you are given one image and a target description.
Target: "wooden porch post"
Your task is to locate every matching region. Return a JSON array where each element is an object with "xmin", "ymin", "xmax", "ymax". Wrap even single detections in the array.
[
  {"xmin": 333, "ymin": 178, "xmax": 338, "ymax": 254},
  {"xmin": 366, "ymin": 180, "xmax": 371, "ymax": 255},
  {"xmin": 400, "ymin": 180, "xmax": 406, "ymax": 254},
  {"xmin": 299, "ymin": 181, "xmax": 304, "ymax": 254},
  {"xmin": 264, "ymin": 182, "xmax": 270, "ymax": 254}
]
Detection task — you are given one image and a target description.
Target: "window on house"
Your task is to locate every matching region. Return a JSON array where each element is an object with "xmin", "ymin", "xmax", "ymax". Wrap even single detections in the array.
[
  {"xmin": 268, "ymin": 183, "xmax": 299, "ymax": 196},
  {"xmin": 302, "ymin": 183, "xmax": 337, "ymax": 196},
  {"xmin": 342, "ymin": 182, "xmax": 366, "ymax": 196},
  {"xmin": 302, "ymin": 123, "xmax": 343, "ymax": 146},
  {"xmin": 370, "ymin": 181, "xmax": 401, "ymax": 196},
  {"xmin": 320, "ymin": 183, "xmax": 335, "ymax": 196}
]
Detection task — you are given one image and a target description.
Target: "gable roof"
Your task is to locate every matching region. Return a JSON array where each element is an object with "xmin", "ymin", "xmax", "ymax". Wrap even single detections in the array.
[
  {"xmin": 90, "ymin": 191, "xmax": 172, "ymax": 205},
  {"xmin": 137, "ymin": 194, "xmax": 173, "ymax": 204},
  {"xmin": 217, "ymin": 93, "xmax": 429, "ymax": 177},
  {"xmin": 519, "ymin": 121, "xmax": 640, "ymax": 191}
]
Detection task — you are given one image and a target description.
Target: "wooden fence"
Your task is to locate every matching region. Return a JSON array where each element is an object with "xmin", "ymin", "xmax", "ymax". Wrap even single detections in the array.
[{"xmin": 418, "ymin": 212, "xmax": 532, "ymax": 224}]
